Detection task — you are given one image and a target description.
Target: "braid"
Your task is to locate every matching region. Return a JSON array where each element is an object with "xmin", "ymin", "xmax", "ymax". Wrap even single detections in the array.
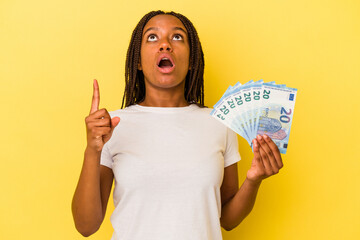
[{"xmin": 121, "ymin": 10, "xmax": 205, "ymax": 108}]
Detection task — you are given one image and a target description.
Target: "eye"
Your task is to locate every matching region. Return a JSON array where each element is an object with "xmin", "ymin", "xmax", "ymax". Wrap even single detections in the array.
[
  {"xmin": 147, "ymin": 34, "xmax": 158, "ymax": 42},
  {"xmin": 173, "ymin": 34, "xmax": 183, "ymax": 41}
]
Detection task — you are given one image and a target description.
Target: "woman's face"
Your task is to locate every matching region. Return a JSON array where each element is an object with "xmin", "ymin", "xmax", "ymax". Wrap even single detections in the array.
[{"xmin": 139, "ymin": 14, "xmax": 190, "ymax": 90}]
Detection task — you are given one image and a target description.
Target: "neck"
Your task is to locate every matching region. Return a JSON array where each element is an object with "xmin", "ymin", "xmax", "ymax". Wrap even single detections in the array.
[
  {"xmin": 139, "ymin": 92, "xmax": 189, "ymax": 107},
  {"xmin": 139, "ymin": 82, "xmax": 189, "ymax": 108}
]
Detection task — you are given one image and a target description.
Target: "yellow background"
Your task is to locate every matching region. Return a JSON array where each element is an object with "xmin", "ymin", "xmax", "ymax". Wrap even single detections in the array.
[{"xmin": 1, "ymin": 0, "xmax": 359, "ymax": 239}]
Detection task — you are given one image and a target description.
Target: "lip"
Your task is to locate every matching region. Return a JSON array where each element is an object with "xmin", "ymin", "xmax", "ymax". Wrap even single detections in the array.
[{"xmin": 156, "ymin": 53, "xmax": 175, "ymax": 74}]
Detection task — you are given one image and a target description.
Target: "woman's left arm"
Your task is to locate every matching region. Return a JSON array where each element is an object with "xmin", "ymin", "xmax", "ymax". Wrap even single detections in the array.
[{"xmin": 220, "ymin": 134, "xmax": 283, "ymax": 231}]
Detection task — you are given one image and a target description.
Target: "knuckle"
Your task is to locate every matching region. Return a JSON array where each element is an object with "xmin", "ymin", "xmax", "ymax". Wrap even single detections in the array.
[{"xmin": 103, "ymin": 118, "xmax": 111, "ymax": 125}]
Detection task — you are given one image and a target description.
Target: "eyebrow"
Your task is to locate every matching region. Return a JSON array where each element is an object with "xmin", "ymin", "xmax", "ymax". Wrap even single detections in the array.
[{"xmin": 143, "ymin": 27, "xmax": 188, "ymax": 36}]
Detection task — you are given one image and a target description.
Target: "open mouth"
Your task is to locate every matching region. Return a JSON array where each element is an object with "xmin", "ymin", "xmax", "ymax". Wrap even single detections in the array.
[
  {"xmin": 158, "ymin": 58, "xmax": 174, "ymax": 68},
  {"xmin": 157, "ymin": 57, "xmax": 175, "ymax": 73}
]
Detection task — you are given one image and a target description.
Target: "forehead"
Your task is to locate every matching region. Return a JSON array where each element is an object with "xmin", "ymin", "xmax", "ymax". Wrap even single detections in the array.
[{"xmin": 143, "ymin": 14, "xmax": 187, "ymax": 33}]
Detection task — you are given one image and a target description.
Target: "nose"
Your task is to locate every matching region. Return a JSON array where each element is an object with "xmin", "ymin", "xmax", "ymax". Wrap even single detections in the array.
[{"xmin": 159, "ymin": 39, "xmax": 172, "ymax": 52}]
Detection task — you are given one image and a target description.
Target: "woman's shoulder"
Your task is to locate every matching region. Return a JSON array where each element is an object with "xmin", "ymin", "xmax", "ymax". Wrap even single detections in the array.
[
  {"xmin": 193, "ymin": 105, "xmax": 229, "ymax": 128},
  {"xmin": 193, "ymin": 104, "xmax": 215, "ymax": 116}
]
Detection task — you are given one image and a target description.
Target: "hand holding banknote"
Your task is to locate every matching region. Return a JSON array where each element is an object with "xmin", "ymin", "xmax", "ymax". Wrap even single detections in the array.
[
  {"xmin": 246, "ymin": 134, "xmax": 283, "ymax": 184},
  {"xmin": 211, "ymin": 79, "xmax": 297, "ymax": 182}
]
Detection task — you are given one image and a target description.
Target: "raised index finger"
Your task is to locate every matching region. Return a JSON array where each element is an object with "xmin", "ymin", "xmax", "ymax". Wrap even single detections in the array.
[{"xmin": 90, "ymin": 79, "xmax": 100, "ymax": 114}]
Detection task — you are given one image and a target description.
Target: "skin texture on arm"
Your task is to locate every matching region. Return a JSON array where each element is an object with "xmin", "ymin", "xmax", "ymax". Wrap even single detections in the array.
[
  {"xmin": 99, "ymin": 166, "xmax": 114, "ymax": 222},
  {"xmin": 220, "ymin": 163, "xmax": 239, "ymax": 209},
  {"xmin": 71, "ymin": 152, "xmax": 114, "ymax": 236},
  {"xmin": 220, "ymin": 134, "xmax": 283, "ymax": 231},
  {"xmin": 220, "ymin": 166, "xmax": 261, "ymax": 231}
]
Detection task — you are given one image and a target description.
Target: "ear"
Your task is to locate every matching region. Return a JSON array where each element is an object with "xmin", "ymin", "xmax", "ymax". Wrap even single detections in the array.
[{"xmin": 138, "ymin": 62, "xmax": 142, "ymax": 70}]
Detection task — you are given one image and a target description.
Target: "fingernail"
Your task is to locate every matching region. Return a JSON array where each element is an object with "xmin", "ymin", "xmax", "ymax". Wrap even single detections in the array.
[
  {"xmin": 263, "ymin": 134, "xmax": 269, "ymax": 139},
  {"xmin": 257, "ymin": 135, "xmax": 262, "ymax": 140}
]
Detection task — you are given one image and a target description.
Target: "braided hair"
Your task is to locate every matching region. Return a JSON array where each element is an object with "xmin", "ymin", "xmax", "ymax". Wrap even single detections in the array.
[{"xmin": 121, "ymin": 10, "xmax": 205, "ymax": 108}]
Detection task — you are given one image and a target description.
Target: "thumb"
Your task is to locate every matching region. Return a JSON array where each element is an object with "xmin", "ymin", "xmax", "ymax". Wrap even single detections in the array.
[{"xmin": 111, "ymin": 117, "xmax": 120, "ymax": 129}]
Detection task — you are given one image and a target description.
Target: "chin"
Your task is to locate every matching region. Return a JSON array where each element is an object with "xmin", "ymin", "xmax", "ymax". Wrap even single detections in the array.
[
  {"xmin": 155, "ymin": 81, "xmax": 184, "ymax": 89},
  {"xmin": 149, "ymin": 76, "xmax": 185, "ymax": 89}
]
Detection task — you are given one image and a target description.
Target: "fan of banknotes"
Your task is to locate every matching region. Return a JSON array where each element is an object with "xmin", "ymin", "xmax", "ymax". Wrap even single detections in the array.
[{"xmin": 210, "ymin": 80, "xmax": 297, "ymax": 154}]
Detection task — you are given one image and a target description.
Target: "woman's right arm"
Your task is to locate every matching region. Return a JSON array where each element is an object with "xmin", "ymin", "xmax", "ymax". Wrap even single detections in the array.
[
  {"xmin": 71, "ymin": 79, "xmax": 120, "ymax": 237},
  {"xmin": 72, "ymin": 148, "xmax": 114, "ymax": 237}
]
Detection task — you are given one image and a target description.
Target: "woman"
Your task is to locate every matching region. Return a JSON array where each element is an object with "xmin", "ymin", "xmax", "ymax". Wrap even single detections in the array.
[{"xmin": 72, "ymin": 10, "xmax": 283, "ymax": 240}]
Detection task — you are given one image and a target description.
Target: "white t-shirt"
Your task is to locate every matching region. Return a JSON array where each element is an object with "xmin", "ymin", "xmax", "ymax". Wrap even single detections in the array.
[{"xmin": 100, "ymin": 104, "xmax": 241, "ymax": 240}]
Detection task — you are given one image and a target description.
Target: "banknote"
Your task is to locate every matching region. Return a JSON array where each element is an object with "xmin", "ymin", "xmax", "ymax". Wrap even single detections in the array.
[{"xmin": 211, "ymin": 80, "xmax": 297, "ymax": 154}]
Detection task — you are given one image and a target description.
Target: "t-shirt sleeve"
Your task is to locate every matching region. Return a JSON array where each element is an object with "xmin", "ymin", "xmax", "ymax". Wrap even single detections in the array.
[
  {"xmin": 224, "ymin": 127, "xmax": 241, "ymax": 168},
  {"xmin": 100, "ymin": 143, "xmax": 113, "ymax": 169}
]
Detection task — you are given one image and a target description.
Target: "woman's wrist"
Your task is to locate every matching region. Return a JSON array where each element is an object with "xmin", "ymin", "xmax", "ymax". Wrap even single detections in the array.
[
  {"xmin": 244, "ymin": 177, "xmax": 263, "ymax": 188},
  {"xmin": 85, "ymin": 146, "xmax": 102, "ymax": 158}
]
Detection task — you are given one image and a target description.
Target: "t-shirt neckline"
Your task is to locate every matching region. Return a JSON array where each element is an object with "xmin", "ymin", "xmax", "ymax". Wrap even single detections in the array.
[{"xmin": 131, "ymin": 104, "xmax": 199, "ymax": 113}]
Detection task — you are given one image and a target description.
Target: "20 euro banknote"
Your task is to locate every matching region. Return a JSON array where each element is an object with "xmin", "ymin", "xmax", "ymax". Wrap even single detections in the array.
[{"xmin": 211, "ymin": 80, "xmax": 297, "ymax": 154}]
